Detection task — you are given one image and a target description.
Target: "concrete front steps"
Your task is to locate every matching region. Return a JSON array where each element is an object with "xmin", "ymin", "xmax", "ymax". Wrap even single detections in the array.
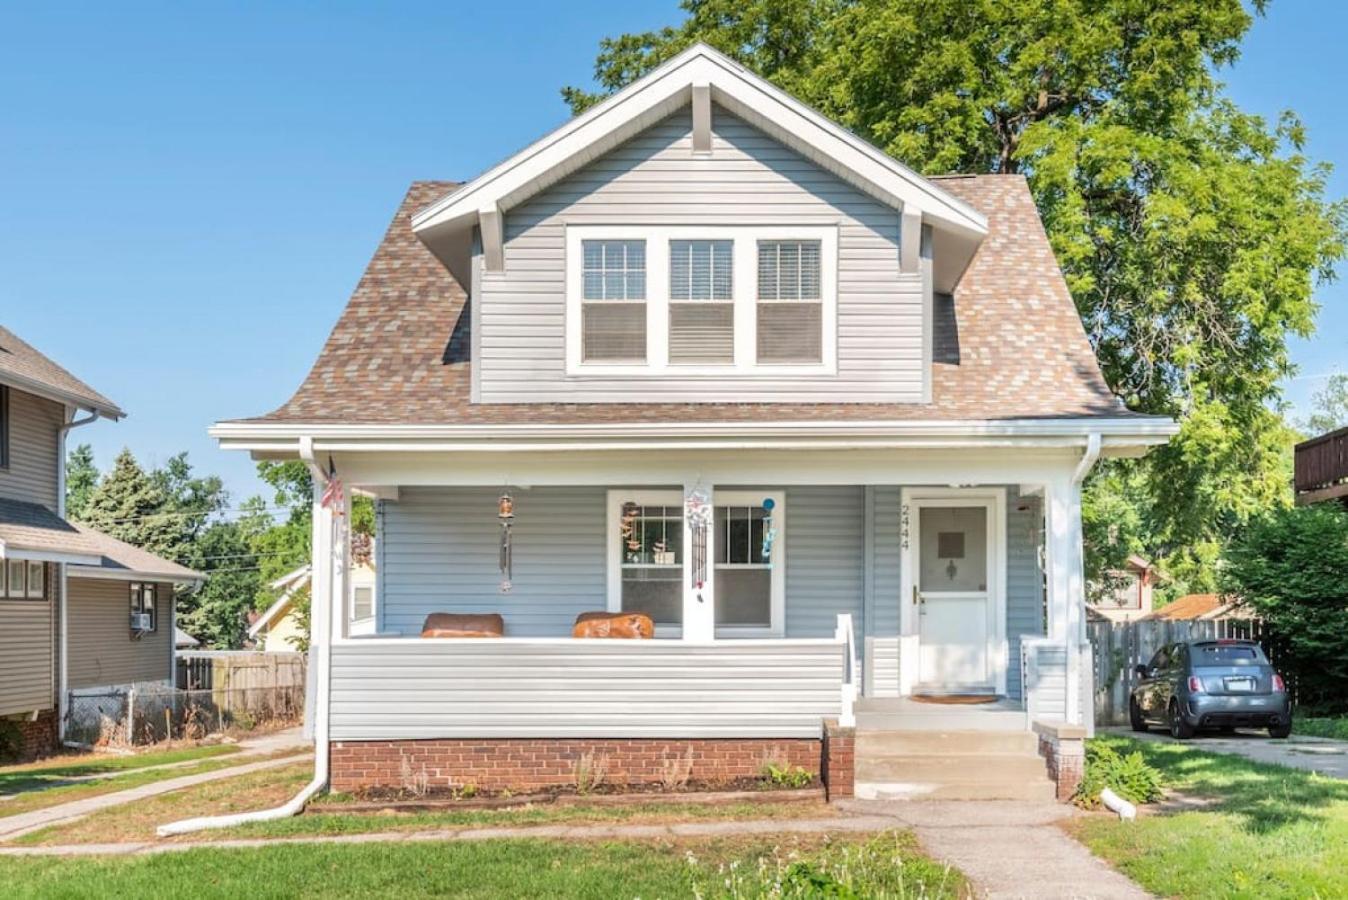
[{"xmin": 854, "ymin": 728, "xmax": 1057, "ymax": 801}]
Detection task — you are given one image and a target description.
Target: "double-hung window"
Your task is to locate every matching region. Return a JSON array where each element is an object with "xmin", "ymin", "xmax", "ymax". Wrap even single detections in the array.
[
  {"xmin": 567, "ymin": 226, "xmax": 835, "ymax": 375},
  {"xmin": 668, "ymin": 239, "xmax": 734, "ymax": 363},
  {"xmin": 580, "ymin": 240, "xmax": 647, "ymax": 362},
  {"xmin": 757, "ymin": 240, "xmax": 823, "ymax": 363},
  {"xmin": 130, "ymin": 582, "xmax": 158, "ymax": 632}
]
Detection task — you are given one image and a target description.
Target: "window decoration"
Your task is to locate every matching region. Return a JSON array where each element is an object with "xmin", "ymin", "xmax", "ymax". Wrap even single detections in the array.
[
  {"xmin": 617, "ymin": 501, "xmax": 683, "ymax": 626},
  {"xmin": 760, "ymin": 497, "xmax": 778, "ymax": 566},
  {"xmin": 498, "ymin": 492, "xmax": 514, "ymax": 593},
  {"xmin": 685, "ymin": 487, "xmax": 712, "ymax": 591},
  {"xmin": 581, "ymin": 239, "xmax": 647, "ymax": 361}
]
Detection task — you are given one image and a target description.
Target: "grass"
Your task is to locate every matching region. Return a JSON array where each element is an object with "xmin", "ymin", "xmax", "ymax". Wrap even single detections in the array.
[
  {"xmin": 0, "ymin": 830, "xmax": 968, "ymax": 899},
  {"xmin": 0, "ymin": 750, "xmax": 298, "ymax": 821},
  {"xmin": 16, "ymin": 762, "xmax": 839, "ymax": 845},
  {"xmin": 0, "ymin": 744, "xmax": 240, "ymax": 795},
  {"xmin": 1067, "ymin": 734, "xmax": 1348, "ymax": 899},
  {"xmin": 1294, "ymin": 716, "xmax": 1348, "ymax": 741}
]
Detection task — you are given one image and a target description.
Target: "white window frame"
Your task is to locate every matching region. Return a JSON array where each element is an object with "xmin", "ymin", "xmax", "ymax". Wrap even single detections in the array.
[
  {"xmin": 566, "ymin": 225, "xmax": 838, "ymax": 377},
  {"xmin": 605, "ymin": 489, "xmax": 785, "ymax": 639},
  {"xmin": 26, "ymin": 561, "xmax": 44, "ymax": 599}
]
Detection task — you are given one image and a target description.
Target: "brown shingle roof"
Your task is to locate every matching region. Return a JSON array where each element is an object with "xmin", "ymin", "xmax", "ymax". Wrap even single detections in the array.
[
  {"xmin": 238, "ymin": 175, "xmax": 1129, "ymax": 426},
  {"xmin": 0, "ymin": 327, "xmax": 123, "ymax": 418},
  {"xmin": 0, "ymin": 497, "xmax": 200, "ymax": 581}
]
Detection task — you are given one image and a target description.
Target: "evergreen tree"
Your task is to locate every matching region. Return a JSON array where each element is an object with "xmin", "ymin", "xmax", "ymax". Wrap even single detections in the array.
[
  {"xmin": 80, "ymin": 448, "xmax": 179, "ymax": 557},
  {"xmin": 64, "ymin": 443, "xmax": 99, "ymax": 520}
]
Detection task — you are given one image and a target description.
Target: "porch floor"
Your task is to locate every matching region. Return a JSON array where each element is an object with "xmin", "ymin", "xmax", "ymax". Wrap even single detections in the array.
[{"xmin": 855, "ymin": 697, "xmax": 1028, "ymax": 732}]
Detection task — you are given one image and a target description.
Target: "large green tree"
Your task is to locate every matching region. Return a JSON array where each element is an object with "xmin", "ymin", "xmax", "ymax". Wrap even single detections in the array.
[
  {"xmin": 564, "ymin": 0, "xmax": 1346, "ymax": 590},
  {"xmin": 64, "ymin": 443, "xmax": 99, "ymax": 521},
  {"xmin": 1303, "ymin": 373, "xmax": 1348, "ymax": 436}
]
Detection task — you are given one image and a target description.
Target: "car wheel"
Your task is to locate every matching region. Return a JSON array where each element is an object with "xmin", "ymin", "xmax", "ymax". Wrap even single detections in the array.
[
  {"xmin": 1269, "ymin": 722, "xmax": 1292, "ymax": 739},
  {"xmin": 1129, "ymin": 697, "xmax": 1148, "ymax": 732},
  {"xmin": 1168, "ymin": 700, "xmax": 1195, "ymax": 740}
]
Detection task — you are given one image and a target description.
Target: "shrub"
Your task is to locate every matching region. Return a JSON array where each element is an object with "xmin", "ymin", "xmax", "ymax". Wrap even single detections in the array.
[
  {"xmin": 0, "ymin": 720, "xmax": 22, "ymax": 763},
  {"xmin": 1222, "ymin": 503, "xmax": 1348, "ymax": 713},
  {"xmin": 1073, "ymin": 742, "xmax": 1164, "ymax": 809},
  {"xmin": 760, "ymin": 761, "xmax": 813, "ymax": 789}
]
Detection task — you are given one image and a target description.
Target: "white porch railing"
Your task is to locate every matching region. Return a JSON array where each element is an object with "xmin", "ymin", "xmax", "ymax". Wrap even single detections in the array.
[{"xmin": 835, "ymin": 613, "xmax": 858, "ymax": 727}]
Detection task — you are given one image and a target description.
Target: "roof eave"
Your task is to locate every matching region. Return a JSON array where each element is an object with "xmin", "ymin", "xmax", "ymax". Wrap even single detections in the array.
[{"xmin": 0, "ymin": 371, "xmax": 125, "ymax": 420}]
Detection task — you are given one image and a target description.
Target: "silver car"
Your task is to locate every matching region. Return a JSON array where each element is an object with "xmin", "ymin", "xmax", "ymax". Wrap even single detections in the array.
[{"xmin": 1130, "ymin": 639, "xmax": 1292, "ymax": 739}]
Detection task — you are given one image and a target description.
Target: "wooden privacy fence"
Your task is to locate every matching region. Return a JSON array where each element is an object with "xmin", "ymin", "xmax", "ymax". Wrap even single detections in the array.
[
  {"xmin": 176, "ymin": 650, "xmax": 306, "ymax": 692},
  {"xmin": 1088, "ymin": 618, "xmax": 1268, "ymax": 725}
]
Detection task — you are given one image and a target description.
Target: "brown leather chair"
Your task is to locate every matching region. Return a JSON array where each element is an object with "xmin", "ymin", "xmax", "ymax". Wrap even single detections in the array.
[
  {"xmin": 572, "ymin": 611, "xmax": 654, "ymax": 639},
  {"xmin": 420, "ymin": 612, "xmax": 505, "ymax": 638}
]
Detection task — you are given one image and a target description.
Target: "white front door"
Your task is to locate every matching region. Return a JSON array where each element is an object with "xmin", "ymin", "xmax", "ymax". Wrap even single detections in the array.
[{"xmin": 915, "ymin": 501, "xmax": 997, "ymax": 690}]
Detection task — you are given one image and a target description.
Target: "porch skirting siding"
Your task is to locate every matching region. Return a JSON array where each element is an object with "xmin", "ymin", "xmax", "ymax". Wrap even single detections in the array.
[
  {"xmin": 329, "ymin": 737, "xmax": 822, "ymax": 793},
  {"xmin": 329, "ymin": 640, "xmax": 844, "ymax": 741}
]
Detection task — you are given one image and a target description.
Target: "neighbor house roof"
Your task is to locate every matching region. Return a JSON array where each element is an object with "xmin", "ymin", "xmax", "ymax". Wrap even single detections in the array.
[
  {"xmin": 0, "ymin": 497, "xmax": 200, "ymax": 581},
  {"xmin": 66, "ymin": 524, "xmax": 203, "ymax": 584},
  {"xmin": 1143, "ymin": 594, "xmax": 1249, "ymax": 622},
  {"xmin": 0, "ymin": 326, "xmax": 124, "ymax": 419},
  {"xmin": 226, "ymin": 175, "xmax": 1153, "ymax": 431}
]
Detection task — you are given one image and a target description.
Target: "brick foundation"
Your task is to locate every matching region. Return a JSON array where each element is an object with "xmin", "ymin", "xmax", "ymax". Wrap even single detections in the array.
[
  {"xmin": 330, "ymin": 737, "xmax": 822, "ymax": 793},
  {"xmin": 2, "ymin": 709, "xmax": 58, "ymax": 762},
  {"xmin": 1033, "ymin": 720, "xmax": 1086, "ymax": 801},
  {"xmin": 821, "ymin": 719, "xmax": 855, "ymax": 800}
]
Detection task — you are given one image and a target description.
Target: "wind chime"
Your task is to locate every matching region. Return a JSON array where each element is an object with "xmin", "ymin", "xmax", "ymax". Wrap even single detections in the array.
[
  {"xmin": 760, "ymin": 497, "xmax": 778, "ymax": 566},
  {"xmin": 685, "ymin": 487, "xmax": 711, "ymax": 591},
  {"xmin": 498, "ymin": 491, "xmax": 514, "ymax": 593}
]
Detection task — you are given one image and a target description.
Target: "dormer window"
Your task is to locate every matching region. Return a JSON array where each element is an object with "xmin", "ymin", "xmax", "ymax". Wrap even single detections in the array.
[{"xmin": 565, "ymin": 226, "xmax": 836, "ymax": 376}]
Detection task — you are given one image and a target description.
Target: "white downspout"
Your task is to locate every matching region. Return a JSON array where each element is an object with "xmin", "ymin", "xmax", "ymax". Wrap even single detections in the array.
[
  {"xmin": 158, "ymin": 437, "xmax": 331, "ymax": 835},
  {"xmin": 56, "ymin": 408, "xmax": 100, "ymax": 741},
  {"xmin": 1065, "ymin": 433, "xmax": 1101, "ymax": 729}
]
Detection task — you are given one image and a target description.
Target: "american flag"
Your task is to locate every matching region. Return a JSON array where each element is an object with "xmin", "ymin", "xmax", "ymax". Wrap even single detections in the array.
[{"xmin": 320, "ymin": 457, "xmax": 344, "ymax": 514}]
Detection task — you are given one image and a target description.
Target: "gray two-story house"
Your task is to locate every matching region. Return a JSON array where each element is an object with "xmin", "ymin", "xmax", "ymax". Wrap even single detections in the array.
[
  {"xmin": 0, "ymin": 326, "xmax": 198, "ymax": 758},
  {"xmin": 209, "ymin": 45, "xmax": 1175, "ymax": 803}
]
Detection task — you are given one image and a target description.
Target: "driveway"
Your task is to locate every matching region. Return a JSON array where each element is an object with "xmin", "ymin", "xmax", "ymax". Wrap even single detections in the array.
[{"xmin": 1104, "ymin": 726, "xmax": 1348, "ymax": 779}]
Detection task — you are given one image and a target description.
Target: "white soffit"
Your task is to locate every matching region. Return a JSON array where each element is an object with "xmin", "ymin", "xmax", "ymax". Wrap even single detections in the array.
[{"xmin": 411, "ymin": 43, "xmax": 988, "ymax": 243}]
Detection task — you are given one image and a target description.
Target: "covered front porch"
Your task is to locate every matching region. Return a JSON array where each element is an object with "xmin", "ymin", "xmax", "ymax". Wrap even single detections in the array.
[{"xmin": 304, "ymin": 442, "xmax": 1103, "ymax": 736}]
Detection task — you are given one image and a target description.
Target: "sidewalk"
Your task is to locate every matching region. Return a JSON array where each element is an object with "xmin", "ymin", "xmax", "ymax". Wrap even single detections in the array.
[{"xmin": 0, "ymin": 753, "xmax": 310, "ymax": 842}]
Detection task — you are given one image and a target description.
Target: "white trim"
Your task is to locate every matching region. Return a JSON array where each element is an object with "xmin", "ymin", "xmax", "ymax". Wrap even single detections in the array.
[
  {"xmin": 898, "ymin": 487, "xmax": 1008, "ymax": 696},
  {"xmin": 565, "ymin": 225, "xmax": 838, "ymax": 377},
  {"xmin": 0, "ymin": 542, "xmax": 103, "ymax": 566},
  {"xmin": 711, "ymin": 490, "xmax": 786, "ymax": 639},
  {"xmin": 0, "ymin": 373, "xmax": 123, "ymax": 421},
  {"xmin": 66, "ymin": 567, "xmax": 202, "ymax": 585},
  {"xmin": 411, "ymin": 43, "xmax": 986, "ymax": 241},
  {"xmin": 606, "ymin": 489, "xmax": 683, "ymax": 637}
]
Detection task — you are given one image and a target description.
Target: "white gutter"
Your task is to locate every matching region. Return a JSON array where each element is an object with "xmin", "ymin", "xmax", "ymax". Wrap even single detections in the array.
[
  {"xmin": 1066, "ymin": 432, "xmax": 1102, "ymax": 731},
  {"xmin": 1072, "ymin": 432, "xmax": 1103, "ymax": 485},
  {"xmin": 159, "ymin": 438, "xmax": 331, "ymax": 836},
  {"xmin": 56, "ymin": 407, "xmax": 102, "ymax": 742}
]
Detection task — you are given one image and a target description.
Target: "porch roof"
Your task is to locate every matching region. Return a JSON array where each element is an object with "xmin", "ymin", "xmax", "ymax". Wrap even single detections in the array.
[{"xmin": 219, "ymin": 177, "xmax": 1165, "ymax": 433}]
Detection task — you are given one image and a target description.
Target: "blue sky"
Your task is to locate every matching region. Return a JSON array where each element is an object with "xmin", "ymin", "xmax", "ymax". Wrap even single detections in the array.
[{"xmin": 2, "ymin": 2, "xmax": 1344, "ymax": 505}]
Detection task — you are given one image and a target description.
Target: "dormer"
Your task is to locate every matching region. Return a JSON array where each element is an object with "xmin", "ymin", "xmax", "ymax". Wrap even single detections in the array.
[{"xmin": 412, "ymin": 44, "xmax": 987, "ymax": 405}]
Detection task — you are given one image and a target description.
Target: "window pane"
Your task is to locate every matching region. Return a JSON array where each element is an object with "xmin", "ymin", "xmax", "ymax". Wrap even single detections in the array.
[
  {"xmin": 713, "ymin": 242, "xmax": 733, "ymax": 298},
  {"xmin": 798, "ymin": 242, "xmax": 821, "ymax": 299},
  {"xmin": 669, "ymin": 303, "xmax": 733, "ymax": 364},
  {"xmin": 583, "ymin": 303, "xmax": 646, "ymax": 361},
  {"xmin": 583, "ymin": 241, "xmax": 602, "ymax": 269},
  {"xmin": 582, "ymin": 240, "xmax": 646, "ymax": 300},
  {"xmin": 715, "ymin": 569, "xmax": 771, "ymax": 626},
  {"xmin": 918, "ymin": 506, "xmax": 988, "ymax": 592},
  {"xmin": 758, "ymin": 241, "xmax": 821, "ymax": 302},
  {"xmin": 757, "ymin": 303, "xmax": 822, "ymax": 362},
  {"xmin": 622, "ymin": 570, "xmax": 683, "ymax": 625},
  {"xmin": 626, "ymin": 272, "xmax": 646, "ymax": 299},
  {"xmin": 582, "ymin": 272, "xmax": 603, "ymax": 300},
  {"xmin": 353, "ymin": 586, "xmax": 374, "ymax": 620},
  {"xmin": 758, "ymin": 243, "xmax": 778, "ymax": 299},
  {"xmin": 670, "ymin": 242, "xmax": 691, "ymax": 299},
  {"xmin": 671, "ymin": 240, "xmax": 732, "ymax": 301}
]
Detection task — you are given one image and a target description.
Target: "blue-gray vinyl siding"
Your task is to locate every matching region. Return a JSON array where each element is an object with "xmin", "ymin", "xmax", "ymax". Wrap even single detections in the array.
[
  {"xmin": 377, "ymin": 483, "xmax": 1042, "ymax": 697},
  {"xmin": 478, "ymin": 106, "xmax": 925, "ymax": 403}
]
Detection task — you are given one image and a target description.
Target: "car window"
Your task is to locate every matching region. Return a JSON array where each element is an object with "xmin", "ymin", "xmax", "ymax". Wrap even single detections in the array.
[
  {"xmin": 1146, "ymin": 647, "xmax": 1170, "ymax": 672},
  {"xmin": 1193, "ymin": 643, "xmax": 1262, "ymax": 664}
]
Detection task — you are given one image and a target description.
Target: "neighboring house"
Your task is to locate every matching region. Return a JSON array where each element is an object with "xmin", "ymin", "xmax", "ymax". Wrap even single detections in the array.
[
  {"xmin": 1087, "ymin": 555, "xmax": 1156, "ymax": 623},
  {"xmin": 0, "ymin": 326, "xmax": 200, "ymax": 758},
  {"xmin": 175, "ymin": 627, "xmax": 201, "ymax": 650},
  {"xmin": 249, "ymin": 554, "xmax": 377, "ymax": 651},
  {"xmin": 211, "ymin": 45, "xmax": 1177, "ymax": 798},
  {"xmin": 1143, "ymin": 593, "xmax": 1250, "ymax": 622},
  {"xmin": 1294, "ymin": 426, "xmax": 1348, "ymax": 506}
]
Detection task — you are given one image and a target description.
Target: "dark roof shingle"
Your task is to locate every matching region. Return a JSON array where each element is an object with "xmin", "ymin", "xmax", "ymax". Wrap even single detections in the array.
[{"xmin": 0, "ymin": 327, "xmax": 123, "ymax": 418}]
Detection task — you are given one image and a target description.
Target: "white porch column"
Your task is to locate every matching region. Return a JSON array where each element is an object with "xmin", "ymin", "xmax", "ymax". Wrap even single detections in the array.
[
  {"xmin": 681, "ymin": 482, "xmax": 716, "ymax": 641},
  {"xmin": 305, "ymin": 478, "xmax": 351, "ymax": 739},
  {"xmin": 1044, "ymin": 473, "xmax": 1086, "ymax": 724}
]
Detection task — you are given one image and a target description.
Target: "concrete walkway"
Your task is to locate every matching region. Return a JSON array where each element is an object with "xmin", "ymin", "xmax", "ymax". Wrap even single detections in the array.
[
  {"xmin": 1104, "ymin": 726, "xmax": 1348, "ymax": 779},
  {"xmin": 839, "ymin": 799, "xmax": 1151, "ymax": 900},
  {"xmin": 0, "ymin": 753, "xmax": 311, "ymax": 842}
]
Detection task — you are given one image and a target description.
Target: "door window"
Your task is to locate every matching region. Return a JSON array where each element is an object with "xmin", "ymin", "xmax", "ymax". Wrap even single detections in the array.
[
  {"xmin": 918, "ymin": 506, "xmax": 987, "ymax": 592},
  {"xmin": 1146, "ymin": 646, "xmax": 1171, "ymax": 674}
]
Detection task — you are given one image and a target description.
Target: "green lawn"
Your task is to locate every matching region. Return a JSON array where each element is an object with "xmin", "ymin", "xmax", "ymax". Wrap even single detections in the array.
[
  {"xmin": 1294, "ymin": 716, "xmax": 1348, "ymax": 741},
  {"xmin": 0, "ymin": 744, "xmax": 239, "ymax": 795},
  {"xmin": 0, "ymin": 831, "xmax": 968, "ymax": 899},
  {"xmin": 1068, "ymin": 735, "xmax": 1348, "ymax": 899}
]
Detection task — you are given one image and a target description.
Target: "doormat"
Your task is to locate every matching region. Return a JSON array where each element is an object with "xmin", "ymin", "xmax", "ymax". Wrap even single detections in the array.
[{"xmin": 910, "ymin": 694, "xmax": 1000, "ymax": 705}]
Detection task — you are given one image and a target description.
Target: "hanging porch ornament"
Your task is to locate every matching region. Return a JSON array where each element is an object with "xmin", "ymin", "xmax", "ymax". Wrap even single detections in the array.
[
  {"xmin": 685, "ymin": 486, "xmax": 711, "ymax": 590},
  {"xmin": 498, "ymin": 491, "xmax": 515, "ymax": 593},
  {"xmin": 760, "ymin": 497, "xmax": 778, "ymax": 567}
]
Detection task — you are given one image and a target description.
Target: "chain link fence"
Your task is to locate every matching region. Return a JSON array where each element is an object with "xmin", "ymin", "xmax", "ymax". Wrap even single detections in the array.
[{"xmin": 67, "ymin": 680, "xmax": 305, "ymax": 748}]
